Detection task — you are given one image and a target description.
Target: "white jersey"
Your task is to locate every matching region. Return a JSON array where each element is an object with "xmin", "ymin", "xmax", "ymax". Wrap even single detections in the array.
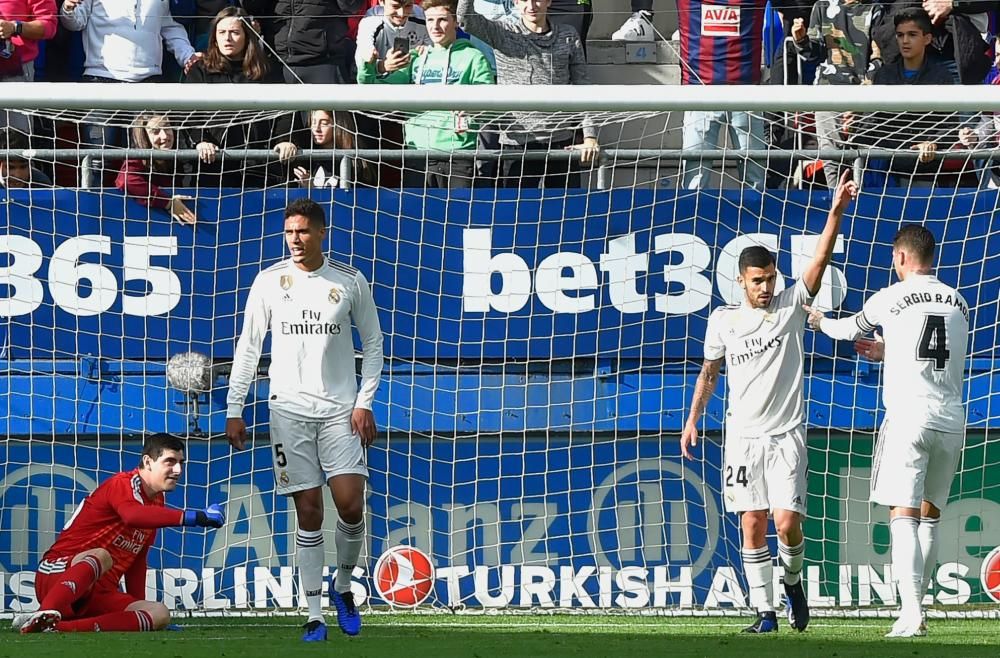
[
  {"xmin": 825, "ymin": 274, "xmax": 969, "ymax": 433},
  {"xmin": 354, "ymin": 14, "xmax": 430, "ymax": 69},
  {"xmin": 226, "ymin": 258, "xmax": 384, "ymax": 421},
  {"xmin": 704, "ymin": 279, "xmax": 813, "ymax": 437}
]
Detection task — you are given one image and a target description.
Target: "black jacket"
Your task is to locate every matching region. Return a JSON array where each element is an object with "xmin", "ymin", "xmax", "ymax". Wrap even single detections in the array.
[
  {"xmin": 182, "ymin": 60, "xmax": 297, "ymax": 187},
  {"xmin": 873, "ymin": 0, "xmax": 998, "ymax": 84},
  {"xmin": 244, "ymin": 0, "xmax": 366, "ymax": 66}
]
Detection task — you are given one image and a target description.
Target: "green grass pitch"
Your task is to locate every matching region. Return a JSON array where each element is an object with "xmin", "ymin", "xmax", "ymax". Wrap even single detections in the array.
[{"xmin": 5, "ymin": 615, "xmax": 1000, "ymax": 658}]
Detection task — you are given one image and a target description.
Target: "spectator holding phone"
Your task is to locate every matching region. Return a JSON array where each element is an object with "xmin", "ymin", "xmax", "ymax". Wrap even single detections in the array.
[
  {"xmin": 355, "ymin": 0, "xmax": 429, "ymax": 74},
  {"xmin": 359, "ymin": 0, "xmax": 493, "ymax": 188}
]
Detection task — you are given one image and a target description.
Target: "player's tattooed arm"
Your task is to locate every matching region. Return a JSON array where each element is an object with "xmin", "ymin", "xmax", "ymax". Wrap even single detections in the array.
[{"xmin": 681, "ymin": 358, "xmax": 723, "ymax": 460}]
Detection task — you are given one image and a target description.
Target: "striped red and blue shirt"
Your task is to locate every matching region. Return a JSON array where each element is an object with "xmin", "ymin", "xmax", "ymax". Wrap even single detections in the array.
[{"xmin": 678, "ymin": 0, "xmax": 767, "ymax": 85}]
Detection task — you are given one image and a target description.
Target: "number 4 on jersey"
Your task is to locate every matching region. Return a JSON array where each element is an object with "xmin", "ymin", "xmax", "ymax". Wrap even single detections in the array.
[{"xmin": 917, "ymin": 315, "xmax": 949, "ymax": 370}]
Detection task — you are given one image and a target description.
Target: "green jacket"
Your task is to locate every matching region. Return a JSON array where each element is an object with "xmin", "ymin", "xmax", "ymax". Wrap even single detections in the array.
[{"xmin": 358, "ymin": 38, "xmax": 494, "ymax": 151}]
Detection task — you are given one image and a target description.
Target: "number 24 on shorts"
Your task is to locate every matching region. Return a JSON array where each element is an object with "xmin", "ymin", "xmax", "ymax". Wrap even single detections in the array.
[{"xmin": 726, "ymin": 465, "xmax": 749, "ymax": 487}]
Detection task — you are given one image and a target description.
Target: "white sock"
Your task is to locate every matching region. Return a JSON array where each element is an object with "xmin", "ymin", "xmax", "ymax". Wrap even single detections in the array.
[
  {"xmin": 889, "ymin": 516, "xmax": 923, "ymax": 617},
  {"xmin": 296, "ymin": 528, "xmax": 325, "ymax": 622},
  {"xmin": 778, "ymin": 539, "xmax": 804, "ymax": 586},
  {"xmin": 334, "ymin": 519, "xmax": 365, "ymax": 594},
  {"xmin": 742, "ymin": 545, "xmax": 774, "ymax": 613},
  {"xmin": 918, "ymin": 516, "xmax": 940, "ymax": 600}
]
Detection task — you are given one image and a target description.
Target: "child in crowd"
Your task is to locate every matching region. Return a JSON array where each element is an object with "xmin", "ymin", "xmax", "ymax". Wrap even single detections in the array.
[{"xmin": 115, "ymin": 114, "xmax": 196, "ymax": 224}]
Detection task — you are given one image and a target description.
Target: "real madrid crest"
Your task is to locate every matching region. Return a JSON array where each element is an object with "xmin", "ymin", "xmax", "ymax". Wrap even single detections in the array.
[
  {"xmin": 279, "ymin": 471, "xmax": 290, "ymax": 486},
  {"xmin": 280, "ymin": 275, "xmax": 293, "ymax": 290},
  {"xmin": 329, "ymin": 287, "xmax": 341, "ymax": 304}
]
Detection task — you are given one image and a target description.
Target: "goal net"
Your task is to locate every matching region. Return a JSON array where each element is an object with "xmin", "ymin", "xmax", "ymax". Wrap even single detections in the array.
[{"xmin": 1, "ymin": 84, "xmax": 998, "ymax": 617}]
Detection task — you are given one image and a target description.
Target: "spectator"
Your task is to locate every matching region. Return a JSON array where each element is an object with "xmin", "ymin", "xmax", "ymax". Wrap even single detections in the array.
[
  {"xmin": 792, "ymin": 0, "xmax": 883, "ymax": 189},
  {"xmin": 60, "ymin": 0, "xmax": 199, "ymax": 186},
  {"xmin": 611, "ymin": 0, "xmax": 653, "ymax": 41},
  {"xmin": 183, "ymin": 7, "xmax": 298, "ymax": 188},
  {"xmin": 359, "ymin": 0, "xmax": 493, "ymax": 188},
  {"xmin": 244, "ymin": 0, "xmax": 366, "ymax": 83},
  {"xmin": 115, "ymin": 113, "xmax": 196, "ymax": 223},
  {"xmin": 677, "ymin": 0, "xmax": 769, "ymax": 189},
  {"xmin": 0, "ymin": 0, "xmax": 57, "ymax": 135},
  {"xmin": 874, "ymin": 0, "xmax": 998, "ymax": 84},
  {"xmin": 458, "ymin": 0, "xmax": 599, "ymax": 189},
  {"xmin": 0, "ymin": 128, "xmax": 52, "ymax": 187},
  {"xmin": 355, "ymin": 0, "xmax": 429, "ymax": 73},
  {"xmin": 849, "ymin": 8, "xmax": 958, "ymax": 185},
  {"xmin": 293, "ymin": 109, "xmax": 378, "ymax": 188}
]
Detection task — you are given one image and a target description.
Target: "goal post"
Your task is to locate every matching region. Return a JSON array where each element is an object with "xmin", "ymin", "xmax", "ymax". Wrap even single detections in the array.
[{"xmin": 0, "ymin": 85, "xmax": 998, "ymax": 617}]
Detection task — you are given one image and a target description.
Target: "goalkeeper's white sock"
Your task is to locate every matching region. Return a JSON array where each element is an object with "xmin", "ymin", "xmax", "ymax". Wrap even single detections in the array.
[
  {"xmin": 296, "ymin": 528, "xmax": 326, "ymax": 622},
  {"xmin": 778, "ymin": 539, "xmax": 804, "ymax": 586},
  {"xmin": 890, "ymin": 516, "xmax": 923, "ymax": 618},
  {"xmin": 334, "ymin": 519, "xmax": 366, "ymax": 594},
  {"xmin": 742, "ymin": 545, "xmax": 774, "ymax": 613},
  {"xmin": 918, "ymin": 516, "xmax": 940, "ymax": 601}
]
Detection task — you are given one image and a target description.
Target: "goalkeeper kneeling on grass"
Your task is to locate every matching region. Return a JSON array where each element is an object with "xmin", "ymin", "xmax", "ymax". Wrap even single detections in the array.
[
  {"xmin": 14, "ymin": 433, "xmax": 224, "ymax": 634},
  {"xmin": 357, "ymin": 0, "xmax": 494, "ymax": 189}
]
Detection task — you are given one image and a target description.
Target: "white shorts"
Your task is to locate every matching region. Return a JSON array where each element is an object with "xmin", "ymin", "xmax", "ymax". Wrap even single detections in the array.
[
  {"xmin": 268, "ymin": 408, "xmax": 368, "ymax": 496},
  {"xmin": 723, "ymin": 426, "xmax": 807, "ymax": 515},
  {"xmin": 870, "ymin": 418, "xmax": 963, "ymax": 510}
]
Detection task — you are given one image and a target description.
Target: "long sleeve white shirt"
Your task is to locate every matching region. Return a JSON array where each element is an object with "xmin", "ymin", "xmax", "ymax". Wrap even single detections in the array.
[
  {"xmin": 226, "ymin": 258, "xmax": 384, "ymax": 421},
  {"xmin": 60, "ymin": 0, "xmax": 195, "ymax": 81}
]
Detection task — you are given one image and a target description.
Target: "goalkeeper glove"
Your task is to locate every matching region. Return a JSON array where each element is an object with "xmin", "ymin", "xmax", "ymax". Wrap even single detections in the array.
[{"xmin": 183, "ymin": 503, "xmax": 225, "ymax": 528}]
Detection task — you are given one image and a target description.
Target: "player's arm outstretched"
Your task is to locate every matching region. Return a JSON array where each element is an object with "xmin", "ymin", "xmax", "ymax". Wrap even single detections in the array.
[
  {"xmin": 681, "ymin": 357, "xmax": 724, "ymax": 459},
  {"xmin": 225, "ymin": 276, "xmax": 271, "ymax": 450},
  {"xmin": 801, "ymin": 170, "xmax": 858, "ymax": 296},
  {"xmin": 350, "ymin": 271, "xmax": 385, "ymax": 447},
  {"xmin": 108, "ymin": 487, "xmax": 225, "ymax": 529},
  {"xmin": 804, "ymin": 300, "xmax": 885, "ymax": 360}
]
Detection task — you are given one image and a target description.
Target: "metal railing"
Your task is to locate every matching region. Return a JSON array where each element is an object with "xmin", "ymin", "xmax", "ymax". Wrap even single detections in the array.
[{"xmin": 2, "ymin": 147, "xmax": 995, "ymax": 190}]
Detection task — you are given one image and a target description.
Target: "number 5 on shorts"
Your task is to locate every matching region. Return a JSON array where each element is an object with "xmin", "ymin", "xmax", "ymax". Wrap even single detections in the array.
[{"xmin": 273, "ymin": 443, "xmax": 287, "ymax": 467}]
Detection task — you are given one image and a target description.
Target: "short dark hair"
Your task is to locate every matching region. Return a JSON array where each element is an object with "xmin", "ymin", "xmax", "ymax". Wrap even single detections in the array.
[
  {"xmin": 284, "ymin": 198, "xmax": 326, "ymax": 229},
  {"xmin": 893, "ymin": 224, "xmax": 936, "ymax": 264},
  {"xmin": 738, "ymin": 246, "xmax": 776, "ymax": 273},
  {"xmin": 894, "ymin": 7, "xmax": 933, "ymax": 34},
  {"xmin": 0, "ymin": 128, "xmax": 29, "ymax": 164},
  {"xmin": 141, "ymin": 433, "xmax": 185, "ymax": 464}
]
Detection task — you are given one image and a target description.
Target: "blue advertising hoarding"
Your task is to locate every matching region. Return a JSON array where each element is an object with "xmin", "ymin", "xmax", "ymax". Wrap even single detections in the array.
[{"xmin": 2, "ymin": 188, "xmax": 997, "ymax": 361}]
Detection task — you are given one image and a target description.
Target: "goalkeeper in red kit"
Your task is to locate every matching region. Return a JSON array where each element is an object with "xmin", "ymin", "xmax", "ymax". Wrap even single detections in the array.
[{"xmin": 14, "ymin": 433, "xmax": 224, "ymax": 634}]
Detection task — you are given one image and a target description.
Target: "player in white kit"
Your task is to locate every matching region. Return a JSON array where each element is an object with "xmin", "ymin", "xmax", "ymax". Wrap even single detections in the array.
[
  {"xmin": 681, "ymin": 171, "xmax": 857, "ymax": 634},
  {"xmin": 805, "ymin": 225, "xmax": 968, "ymax": 638},
  {"xmin": 225, "ymin": 198, "xmax": 384, "ymax": 642}
]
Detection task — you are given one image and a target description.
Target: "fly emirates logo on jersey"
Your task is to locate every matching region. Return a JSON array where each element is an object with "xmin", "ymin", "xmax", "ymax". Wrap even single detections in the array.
[
  {"xmin": 461, "ymin": 228, "xmax": 847, "ymax": 316},
  {"xmin": 112, "ymin": 529, "xmax": 150, "ymax": 555},
  {"xmin": 279, "ymin": 309, "xmax": 342, "ymax": 336}
]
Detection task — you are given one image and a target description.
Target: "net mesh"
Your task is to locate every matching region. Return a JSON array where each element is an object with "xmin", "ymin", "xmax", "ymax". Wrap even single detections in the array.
[{"xmin": 1, "ymin": 98, "xmax": 998, "ymax": 616}]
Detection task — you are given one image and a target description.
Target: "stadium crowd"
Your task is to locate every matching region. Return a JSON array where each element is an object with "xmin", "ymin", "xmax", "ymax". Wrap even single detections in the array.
[{"xmin": 2, "ymin": 0, "xmax": 1000, "ymax": 198}]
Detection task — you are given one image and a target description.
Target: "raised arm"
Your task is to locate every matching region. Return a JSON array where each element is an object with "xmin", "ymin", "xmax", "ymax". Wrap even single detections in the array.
[
  {"xmin": 801, "ymin": 170, "xmax": 856, "ymax": 296},
  {"xmin": 457, "ymin": 0, "xmax": 506, "ymax": 48},
  {"xmin": 681, "ymin": 357, "xmax": 723, "ymax": 460}
]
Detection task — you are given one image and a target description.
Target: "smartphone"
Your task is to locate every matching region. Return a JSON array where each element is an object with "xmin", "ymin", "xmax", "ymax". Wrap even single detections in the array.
[{"xmin": 392, "ymin": 36, "xmax": 410, "ymax": 54}]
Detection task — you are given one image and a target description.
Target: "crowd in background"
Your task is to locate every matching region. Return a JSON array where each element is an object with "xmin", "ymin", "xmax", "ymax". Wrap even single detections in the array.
[{"xmin": 3, "ymin": 0, "xmax": 1000, "ymax": 206}]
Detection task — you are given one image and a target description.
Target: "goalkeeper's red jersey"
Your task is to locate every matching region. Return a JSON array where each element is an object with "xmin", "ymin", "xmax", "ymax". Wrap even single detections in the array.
[{"xmin": 40, "ymin": 469, "xmax": 183, "ymax": 588}]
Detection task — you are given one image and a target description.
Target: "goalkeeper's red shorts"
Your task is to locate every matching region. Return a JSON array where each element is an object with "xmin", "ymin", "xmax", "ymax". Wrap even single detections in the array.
[{"xmin": 34, "ymin": 568, "xmax": 140, "ymax": 618}]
